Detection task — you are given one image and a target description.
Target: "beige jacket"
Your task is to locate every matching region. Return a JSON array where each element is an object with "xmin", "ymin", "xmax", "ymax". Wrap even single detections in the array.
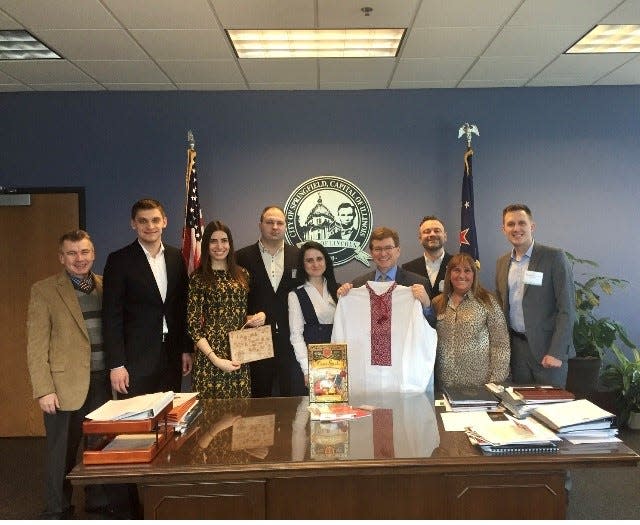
[{"xmin": 27, "ymin": 271, "xmax": 103, "ymax": 411}]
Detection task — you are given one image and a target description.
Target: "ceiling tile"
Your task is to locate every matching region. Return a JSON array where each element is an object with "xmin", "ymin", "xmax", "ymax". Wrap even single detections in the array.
[
  {"xmin": 393, "ymin": 57, "xmax": 474, "ymax": 82},
  {"xmin": 402, "ymin": 27, "xmax": 497, "ymax": 58},
  {"xmin": 414, "ymin": 0, "xmax": 521, "ymax": 27},
  {"xmin": 318, "ymin": 0, "xmax": 419, "ymax": 28},
  {"xmin": 320, "ymin": 82, "xmax": 388, "ymax": 90},
  {"xmin": 0, "ymin": 68, "xmax": 20, "ymax": 83},
  {"xmin": 0, "ymin": 9, "xmax": 22, "ymax": 29},
  {"xmin": 319, "ymin": 58, "xmax": 395, "ymax": 82},
  {"xmin": 240, "ymin": 58, "xmax": 317, "ymax": 83},
  {"xmin": 103, "ymin": 0, "xmax": 218, "ymax": 29},
  {"xmin": 601, "ymin": 0, "xmax": 640, "ymax": 23},
  {"xmin": 535, "ymin": 54, "xmax": 631, "ymax": 81},
  {"xmin": 458, "ymin": 78, "xmax": 526, "ymax": 88},
  {"xmin": 0, "ymin": 59, "xmax": 96, "ymax": 84},
  {"xmin": 177, "ymin": 83, "xmax": 247, "ymax": 90},
  {"xmin": 74, "ymin": 60, "xmax": 171, "ymax": 83},
  {"xmin": 508, "ymin": 0, "xmax": 621, "ymax": 27},
  {"xmin": 0, "ymin": 83, "xmax": 30, "ymax": 91},
  {"xmin": 389, "ymin": 79, "xmax": 456, "ymax": 88},
  {"xmin": 484, "ymin": 26, "xmax": 587, "ymax": 57},
  {"xmin": 526, "ymin": 77, "xmax": 595, "ymax": 86},
  {"xmin": 249, "ymin": 81, "xmax": 317, "ymax": 89},
  {"xmin": 464, "ymin": 56, "xmax": 550, "ymax": 81},
  {"xmin": 37, "ymin": 29, "xmax": 147, "ymax": 60},
  {"xmin": 595, "ymin": 55, "xmax": 640, "ymax": 84},
  {"xmin": 131, "ymin": 29, "xmax": 231, "ymax": 60},
  {"xmin": 159, "ymin": 59, "xmax": 245, "ymax": 84},
  {"xmin": 0, "ymin": 0, "xmax": 119, "ymax": 29},
  {"xmin": 102, "ymin": 83, "xmax": 176, "ymax": 91},
  {"xmin": 212, "ymin": 0, "xmax": 315, "ymax": 28},
  {"xmin": 30, "ymin": 82, "xmax": 104, "ymax": 90}
]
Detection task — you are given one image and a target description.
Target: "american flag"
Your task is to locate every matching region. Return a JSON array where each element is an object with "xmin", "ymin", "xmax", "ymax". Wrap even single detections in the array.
[
  {"xmin": 181, "ymin": 146, "xmax": 203, "ymax": 274},
  {"xmin": 459, "ymin": 146, "xmax": 480, "ymax": 268}
]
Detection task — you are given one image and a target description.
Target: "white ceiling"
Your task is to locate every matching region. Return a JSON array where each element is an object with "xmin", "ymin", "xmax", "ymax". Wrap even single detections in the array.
[{"xmin": 0, "ymin": 0, "xmax": 639, "ymax": 92}]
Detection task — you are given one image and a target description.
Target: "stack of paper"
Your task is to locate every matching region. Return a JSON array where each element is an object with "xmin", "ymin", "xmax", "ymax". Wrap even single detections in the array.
[
  {"xmin": 442, "ymin": 385, "xmax": 500, "ymax": 412},
  {"xmin": 495, "ymin": 385, "xmax": 575, "ymax": 419},
  {"xmin": 86, "ymin": 391, "xmax": 174, "ymax": 421},
  {"xmin": 531, "ymin": 399, "xmax": 617, "ymax": 441},
  {"xmin": 465, "ymin": 416, "xmax": 561, "ymax": 455},
  {"xmin": 168, "ymin": 393, "xmax": 202, "ymax": 433}
]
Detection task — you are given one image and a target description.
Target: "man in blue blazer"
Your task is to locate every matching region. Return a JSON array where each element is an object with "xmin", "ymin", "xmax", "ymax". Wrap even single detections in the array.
[
  {"xmin": 103, "ymin": 198, "xmax": 193, "ymax": 398},
  {"xmin": 339, "ymin": 226, "xmax": 432, "ymax": 321},
  {"xmin": 495, "ymin": 203, "xmax": 575, "ymax": 387}
]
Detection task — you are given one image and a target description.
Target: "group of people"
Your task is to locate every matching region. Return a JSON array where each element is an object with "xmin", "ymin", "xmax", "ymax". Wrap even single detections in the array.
[{"xmin": 25, "ymin": 197, "xmax": 575, "ymax": 519}]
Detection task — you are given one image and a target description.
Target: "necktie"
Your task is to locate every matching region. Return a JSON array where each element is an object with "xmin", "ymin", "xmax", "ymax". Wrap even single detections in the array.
[{"xmin": 378, "ymin": 273, "xmax": 388, "ymax": 282}]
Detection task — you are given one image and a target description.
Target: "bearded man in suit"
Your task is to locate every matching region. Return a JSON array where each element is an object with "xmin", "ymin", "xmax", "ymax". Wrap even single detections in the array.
[
  {"xmin": 27, "ymin": 230, "xmax": 113, "ymax": 519},
  {"xmin": 236, "ymin": 205, "xmax": 304, "ymax": 397},
  {"xmin": 495, "ymin": 203, "xmax": 576, "ymax": 387},
  {"xmin": 402, "ymin": 215, "xmax": 452, "ymax": 300}
]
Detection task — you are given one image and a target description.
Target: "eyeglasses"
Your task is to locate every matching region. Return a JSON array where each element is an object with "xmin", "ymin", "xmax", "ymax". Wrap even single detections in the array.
[{"xmin": 371, "ymin": 245, "xmax": 397, "ymax": 253}]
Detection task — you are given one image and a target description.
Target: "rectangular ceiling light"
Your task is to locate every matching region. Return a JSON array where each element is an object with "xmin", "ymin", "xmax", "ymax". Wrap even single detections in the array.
[
  {"xmin": 566, "ymin": 25, "xmax": 640, "ymax": 53},
  {"xmin": 227, "ymin": 28, "xmax": 406, "ymax": 58},
  {"xmin": 0, "ymin": 30, "xmax": 61, "ymax": 60}
]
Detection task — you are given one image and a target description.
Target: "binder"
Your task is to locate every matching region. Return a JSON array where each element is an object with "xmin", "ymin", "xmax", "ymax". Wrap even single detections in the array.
[{"xmin": 479, "ymin": 442, "xmax": 559, "ymax": 455}]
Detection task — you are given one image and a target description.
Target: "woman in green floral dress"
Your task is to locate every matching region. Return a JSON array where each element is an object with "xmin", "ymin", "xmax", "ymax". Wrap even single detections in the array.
[{"xmin": 187, "ymin": 221, "xmax": 266, "ymax": 398}]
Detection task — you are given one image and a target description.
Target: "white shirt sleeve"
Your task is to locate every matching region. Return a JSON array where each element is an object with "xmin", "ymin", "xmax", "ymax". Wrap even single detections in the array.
[{"xmin": 288, "ymin": 290, "xmax": 308, "ymax": 374}]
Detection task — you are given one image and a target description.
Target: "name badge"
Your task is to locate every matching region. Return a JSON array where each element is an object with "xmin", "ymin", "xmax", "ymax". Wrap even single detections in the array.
[
  {"xmin": 438, "ymin": 280, "xmax": 444, "ymax": 293},
  {"xmin": 524, "ymin": 270, "xmax": 543, "ymax": 286},
  {"xmin": 291, "ymin": 269, "xmax": 297, "ymax": 279}
]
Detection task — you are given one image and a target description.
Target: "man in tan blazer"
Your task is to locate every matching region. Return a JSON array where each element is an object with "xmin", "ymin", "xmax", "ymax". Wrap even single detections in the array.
[{"xmin": 27, "ymin": 230, "xmax": 113, "ymax": 519}]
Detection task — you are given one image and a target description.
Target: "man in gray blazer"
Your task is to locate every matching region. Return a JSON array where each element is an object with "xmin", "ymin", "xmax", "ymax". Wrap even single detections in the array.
[
  {"xmin": 338, "ymin": 226, "xmax": 433, "ymax": 324},
  {"xmin": 495, "ymin": 203, "xmax": 575, "ymax": 387}
]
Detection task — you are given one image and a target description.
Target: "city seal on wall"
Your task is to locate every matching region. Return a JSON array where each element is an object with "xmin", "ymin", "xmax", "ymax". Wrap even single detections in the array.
[{"xmin": 284, "ymin": 176, "xmax": 373, "ymax": 267}]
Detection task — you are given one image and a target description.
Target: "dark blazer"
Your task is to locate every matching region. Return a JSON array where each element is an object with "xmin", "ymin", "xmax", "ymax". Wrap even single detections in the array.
[
  {"xmin": 102, "ymin": 241, "xmax": 189, "ymax": 389},
  {"xmin": 495, "ymin": 242, "xmax": 576, "ymax": 362},
  {"xmin": 402, "ymin": 252, "xmax": 453, "ymax": 300},
  {"xmin": 352, "ymin": 266, "xmax": 429, "ymax": 289},
  {"xmin": 235, "ymin": 242, "xmax": 300, "ymax": 336}
]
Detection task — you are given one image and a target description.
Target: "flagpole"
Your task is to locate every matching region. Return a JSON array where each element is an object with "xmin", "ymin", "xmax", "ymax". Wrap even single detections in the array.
[
  {"xmin": 184, "ymin": 130, "xmax": 196, "ymax": 219},
  {"xmin": 457, "ymin": 123, "xmax": 480, "ymax": 268}
]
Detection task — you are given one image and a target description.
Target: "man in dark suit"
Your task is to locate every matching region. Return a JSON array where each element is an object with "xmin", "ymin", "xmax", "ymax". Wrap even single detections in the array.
[
  {"xmin": 402, "ymin": 215, "xmax": 452, "ymax": 300},
  {"xmin": 27, "ymin": 230, "xmax": 113, "ymax": 519},
  {"xmin": 103, "ymin": 199, "xmax": 192, "ymax": 397},
  {"xmin": 339, "ymin": 226, "xmax": 433, "ymax": 321},
  {"xmin": 236, "ymin": 205, "xmax": 304, "ymax": 397},
  {"xmin": 495, "ymin": 203, "xmax": 576, "ymax": 387}
]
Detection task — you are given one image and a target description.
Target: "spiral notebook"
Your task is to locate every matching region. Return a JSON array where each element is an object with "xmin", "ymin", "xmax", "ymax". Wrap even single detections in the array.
[{"xmin": 479, "ymin": 442, "xmax": 559, "ymax": 455}]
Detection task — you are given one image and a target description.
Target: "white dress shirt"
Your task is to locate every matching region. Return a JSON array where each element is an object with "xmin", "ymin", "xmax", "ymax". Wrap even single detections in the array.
[
  {"xmin": 259, "ymin": 240, "xmax": 284, "ymax": 292},
  {"xmin": 139, "ymin": 240, "xmax": 168, "ymax": 335}
]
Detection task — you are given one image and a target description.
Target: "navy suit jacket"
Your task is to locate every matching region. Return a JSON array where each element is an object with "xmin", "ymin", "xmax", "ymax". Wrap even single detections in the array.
[
  {"xmin": 102, "ymin": 241, "xmax": 189, "ymax": 379},
  {"xmin": 402, "ymin": 252, "xmax": 452, "ymax": 300},
  {"xmin": 495, "ymin": 242, "xmax": 576, "ymax": 362}
]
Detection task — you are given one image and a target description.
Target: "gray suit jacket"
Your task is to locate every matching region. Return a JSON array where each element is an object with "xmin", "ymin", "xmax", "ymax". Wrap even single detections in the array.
[
  {"xmin": 352, "ymin": 266, "xmax": 429, "ymax": 289},
  {"xmin": 495, "ymin": 242, "xmax": 576, "ymax": 362}
]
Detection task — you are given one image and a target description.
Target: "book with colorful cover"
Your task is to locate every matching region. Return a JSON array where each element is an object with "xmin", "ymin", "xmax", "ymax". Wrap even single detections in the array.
[{"xmin": 308, "ymin": 343, "xmax": 348, "ymax": 403}]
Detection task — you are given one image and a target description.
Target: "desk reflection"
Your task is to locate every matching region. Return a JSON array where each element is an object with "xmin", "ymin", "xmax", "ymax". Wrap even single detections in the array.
[{"xmin": 170, "ymin": 393, "xmax": 439, "ymax": 467}]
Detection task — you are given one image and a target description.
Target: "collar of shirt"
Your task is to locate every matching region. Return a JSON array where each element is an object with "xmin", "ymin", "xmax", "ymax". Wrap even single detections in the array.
[
  {"xmin": 258, "ymin": 239, "xmax": 284, "ymax": 255},
  {"xmin": 510, "ymin": 239, "xmax": 534, "ymax": 262},
  {"xmin": 375, "ymin": 265, "xmax": 398, "ymax": 281},
  {"xmin": 67, "ymin": 271, "xmax": 94, "ymax": 289},
  {"xmin": 138, "ymin": 239, "xmax": 165, "ymax": 259}
]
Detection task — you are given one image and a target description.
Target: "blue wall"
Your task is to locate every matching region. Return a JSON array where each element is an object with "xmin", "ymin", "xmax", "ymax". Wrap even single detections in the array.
[{"xmin": 1, "ymin": 86, "xmax": 638, "ymax": 345}]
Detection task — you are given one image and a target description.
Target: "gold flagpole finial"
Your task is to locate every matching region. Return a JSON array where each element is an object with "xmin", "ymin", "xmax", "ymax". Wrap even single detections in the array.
[{"xmin": 187, "ymin": 130, "xmax": 196, "ymax": 150}]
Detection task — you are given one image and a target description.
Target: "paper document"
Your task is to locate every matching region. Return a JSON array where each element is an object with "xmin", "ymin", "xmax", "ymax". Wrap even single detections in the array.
[
  {"xmin": 86, "ymin": 391, "xmax": 174, "ymax": 421},
  {"xmin": 440, "ymin": 411, "xmax": 492, "ymax": 431},
  {"xmin": 102, "ymin": 434, "xmax": 159, "ymax": 451}
]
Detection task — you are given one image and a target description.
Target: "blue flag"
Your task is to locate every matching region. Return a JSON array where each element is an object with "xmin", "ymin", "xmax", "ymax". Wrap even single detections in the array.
[{"xmin": 459, "ymin": 147, "xmax": 480, "ymax": 267}]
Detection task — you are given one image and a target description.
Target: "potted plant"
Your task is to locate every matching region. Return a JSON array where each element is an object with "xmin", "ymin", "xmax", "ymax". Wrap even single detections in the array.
[
  {"xmin": 565, "ymin": 253, "xmax": 635, "ymax": 394},
  {"xmin": 601, "ymin": 344, "xmax": 640, "ymax": 428}
]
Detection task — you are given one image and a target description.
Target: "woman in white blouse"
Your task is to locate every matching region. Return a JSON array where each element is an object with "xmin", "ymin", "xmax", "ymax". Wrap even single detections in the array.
[{"xmin": 288, "ymin": 241, "xmax": 340, "ymax": 385}]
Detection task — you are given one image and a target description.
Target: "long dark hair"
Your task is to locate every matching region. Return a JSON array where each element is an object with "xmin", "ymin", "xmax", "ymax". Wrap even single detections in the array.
[
  {"xmin": 295, "ymin": 241, "xmax": 339, "ymax": 303},
  {"xmin": 196, "ymin": 220, "xmax": 248, "ymax": 288}
]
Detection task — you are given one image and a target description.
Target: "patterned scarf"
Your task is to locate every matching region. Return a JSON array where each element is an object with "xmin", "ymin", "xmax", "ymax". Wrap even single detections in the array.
[
  {"xmin": 366, "ymin": 281, "xmax": 396, "ymax": 366},
  {"xmin": 70, "ymin": 273, "xmax": 95, "ymax": 294}
]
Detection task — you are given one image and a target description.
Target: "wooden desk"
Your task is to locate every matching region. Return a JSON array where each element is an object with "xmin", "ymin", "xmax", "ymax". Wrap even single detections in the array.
[{"xmin": 68, "ymin": 393, "xmax": 639, "ymax": 519}]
